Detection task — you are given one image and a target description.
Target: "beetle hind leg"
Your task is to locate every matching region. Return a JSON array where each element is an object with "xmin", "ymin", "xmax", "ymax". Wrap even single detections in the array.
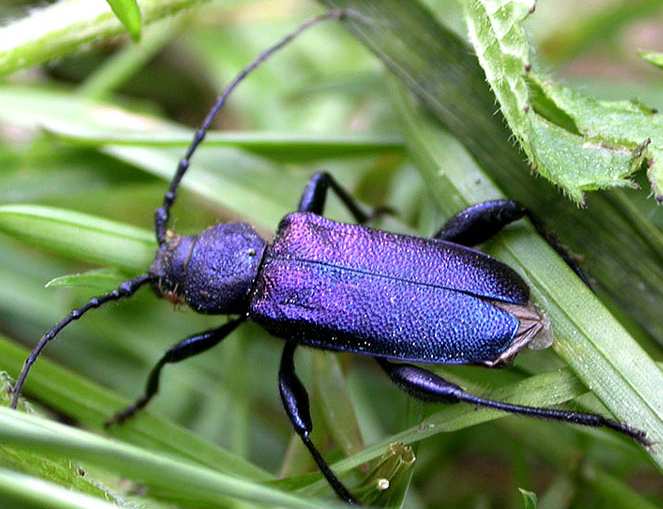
[
  {"xmin": 434, "ymin": 199, "xmax": 591, "ymax": 288},
  {"xmin": 377, "ymin": 359, "xmax": 649, "ymax": 446},
  {"xmin": 279, "ymin": 341, "xmax": 358, "ymax": 505}
]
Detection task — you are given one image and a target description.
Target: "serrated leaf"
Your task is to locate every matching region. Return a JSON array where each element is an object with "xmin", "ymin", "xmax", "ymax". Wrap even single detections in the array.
[
  {"xmin": 391, "ymin": 83, "xmax": 663, "ymax": 469},
  {"xmin": 106, "ymin": 0, "xmax": 142, "ymax": 41},
  {"xmin": 462, "ymin": 0, "xmax": 649, "ymax": 203},
  {"xmin": 529, "ymin": 76, "xmax": 663, "ymax": 202}
]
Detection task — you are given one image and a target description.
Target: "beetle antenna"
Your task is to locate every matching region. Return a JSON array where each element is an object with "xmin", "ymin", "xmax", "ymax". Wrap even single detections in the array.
[
  {"xmin": 154, "ymin": 8, "xmax": 349, "ymax": 244},
  {"xmin": 11, "ymin": 274, "xmax": 152, "ymax": 409}
]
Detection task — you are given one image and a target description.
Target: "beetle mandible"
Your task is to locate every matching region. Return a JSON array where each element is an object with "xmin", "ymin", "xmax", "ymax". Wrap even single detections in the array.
[{"xmin": 10, "ymin": 9, "xmax": 648, "ymax": 506}]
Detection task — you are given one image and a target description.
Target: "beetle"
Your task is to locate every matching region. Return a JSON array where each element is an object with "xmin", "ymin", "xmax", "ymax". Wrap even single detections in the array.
[{"xmin": 10, "ymin": 9, "xmax": 648, "ymax": 506}]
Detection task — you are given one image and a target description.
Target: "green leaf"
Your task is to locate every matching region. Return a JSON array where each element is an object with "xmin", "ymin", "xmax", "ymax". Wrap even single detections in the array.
[
  {"xmin": 582, "ymin": 464, "xmax": 662, "ymax": 509},
  {"xmin": 0, "ymin": 86, "xmax": 403, "ymax": 162},
  {"xmin": 313, "ymin": 352, "xmax": 364, "ymax": 458},
  {"xmin": 0, "ymin": 336, "xmax": 271, "ymax": 481},
  {"xmin": 79, "ymin": 18, "xmax": 178, "ymax": 99},
  {"xmin": 0, "ymin": 407, "xmax": 341, "ymax": 509},
  {"xmin": 298, "ymin": 366, "xmax": 619, "ymax": 495},
  {"xmin": 519, "ymin": 488, "xmax": 538, "ymax": 509},
  {"xmin": 0, "ymin": 374, "xmax": 119, "ymax": 505},
  {"xmin": 0, "ymin": 205, "xmax": 153, "ymax": 272},
  {"xmin": 319, "ymin": 0, "xmax": 663, "ymax": 361},
  {"xmin": 462, "ymin": 0, "xmax": 647, "ymax": 203},
  {"xmin": 353, "ymin": 443, "xmax": 416, "ymax": 507},
  {"xmin": 0, "ymin": 469, "xmax": 121, "ymax": 509},
  {"xmin": 105, "ymin": 0, "xmax": 142, "ymax": 41},
  {"xmin": 0, "ymin": 0, "xmax": 209, "ymax": 76},
  {"xmin": 641, "ymin": 50, "xmax": 663, "ymax": 70},
  {"xmin": 45, "ymin": 268, "xmax": 128, "ymax": 291},
  {"xmin": 528, "ymin": 76, "xmax": 663, "ymax": 201}
]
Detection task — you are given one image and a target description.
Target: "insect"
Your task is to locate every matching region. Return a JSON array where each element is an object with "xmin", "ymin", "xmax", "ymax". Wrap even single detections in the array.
[{"xmin": 11, "ymin": 9, "xmax": 648, "ymax": 506}]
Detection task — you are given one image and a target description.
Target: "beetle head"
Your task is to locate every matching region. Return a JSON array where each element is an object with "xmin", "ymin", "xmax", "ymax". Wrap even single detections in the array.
[{"xmin": 151, "ymin": 223, "xmax": 266, "ymax": 314}]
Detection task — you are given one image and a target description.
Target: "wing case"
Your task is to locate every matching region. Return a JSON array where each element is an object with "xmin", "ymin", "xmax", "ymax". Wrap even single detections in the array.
[{"xmin": 249, "ymin": 213, "xmax": 525, "ymax": 364}]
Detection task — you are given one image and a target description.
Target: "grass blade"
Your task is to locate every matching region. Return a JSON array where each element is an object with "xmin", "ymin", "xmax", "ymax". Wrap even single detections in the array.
[
  {"xmin": 106, "ymin": 0, "xmax": 142, "ymax": 41},
  {"xmin": 0, "ymin": 336, "xmax": 271, "ymax": 480},
  {"xmin": 0, "ymin": 0, "xmax": 208, "ymax": 77},
  {"xmin": 0, "ymin": 204, "xmax": 153, "ymax": 272},
  {"xmin": 0, "ymin": 469, "xmax": 121, "ymax": 509},
  {"xmin": 0, "ymin": 407, "xmax": 340, "ymax": 509},
  {"xmin": 0, "ymin": 86, "xmax": 403, "ymax": 162}
]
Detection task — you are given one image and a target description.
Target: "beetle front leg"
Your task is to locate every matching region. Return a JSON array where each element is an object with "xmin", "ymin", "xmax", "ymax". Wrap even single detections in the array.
[
  {"xmin": 434, "ymin": 199, "xmax": 590, "ymax": 287},
  {"xmin": 377, "ymin": 359, "xmax": 649, "ymax": 446},
  {"xmin": 298, "ymin": 171, "xmax": 389, "ymax": 224},
  {"xmin": 279, "ymin": 341, "xmax": 359, "ymax": 505},
  {"xmin": 105, "ymin": 318, "xmax": 244, "ymax": 427}
]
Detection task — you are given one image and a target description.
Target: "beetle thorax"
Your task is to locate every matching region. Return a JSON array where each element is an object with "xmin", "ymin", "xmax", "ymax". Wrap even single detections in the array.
[{"xmin": 150, "ymin": 223, "xmax": 266, "ymax": 314}]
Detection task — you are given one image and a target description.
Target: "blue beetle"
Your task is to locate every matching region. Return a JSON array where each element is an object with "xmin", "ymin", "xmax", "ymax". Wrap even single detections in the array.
[{"xmin": 11, "ymin": 10, "xmax": 647, "ymax": 506}]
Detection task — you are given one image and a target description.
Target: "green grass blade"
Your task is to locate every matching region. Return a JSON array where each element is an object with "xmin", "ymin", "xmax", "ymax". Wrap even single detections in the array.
[
  {"xmin": 582, "ymin": 464, "xmax": 661, "ymax": 509},
  {"xmin": 0, "ymin": 86, "xmax": 403, "ymax": 162},
  {"xmin": 0, "ymin": 408, "xmax": 340, "ymax": 509},
  {"xmin": 0, "ymin": 204, "xmax": 153, "ymax": 272},
  {"xmin": 106, "ymin": 0, "xmax": 142, "ymax": 41},
  {"xmin": 45, "ymin": 268, "xmax": 128, "ymax": 291},
  {"xmin": 0, "ymin": 469, "xmax": 121, "ymax": 509},
  {"xmin": 79, "ymin": 18, "xmax": 177, "ymax": 99},
  {"xmin": 0, "ymin": 0, "xmax": 208, "ymax": 76},
  {"xmin": 519, "ymin": 489, "xmax": 538, "ymax": 509},
  {"xmin": 0, "ymin": 336, "xmax": 271, "ymax": 481},
  {"xmin": 641, "ymin": 50, "xmax": 663, "ymax": 70}
]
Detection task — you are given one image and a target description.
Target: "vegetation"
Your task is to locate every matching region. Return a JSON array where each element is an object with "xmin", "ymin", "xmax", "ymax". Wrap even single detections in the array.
[{"xmin": 0, "ymin": 0, "xmax": 661, "ymax": 507}]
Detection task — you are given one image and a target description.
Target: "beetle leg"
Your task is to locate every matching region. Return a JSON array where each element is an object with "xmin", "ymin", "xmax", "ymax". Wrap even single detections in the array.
[
  {"xmin": 433, "ymin": 199, "xmax": 526, "ymax": 245},
  {"xmin": 377, "ymin": 359, "xmax": 650, "ymax": 446},
  {"xmin": 105, "ymin": 317, "xmax": 244, "ymax": 427},
  {"xmin": 434, "ymin": 199, "xmax": 591, "ymax": 288},
  {"xmin": 279, "ymin": 341, "xmax": 359, "ymax": 505},
  {"xmin": 298, "ymin": 171, "xmax": 389, "ymax": 224}
]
